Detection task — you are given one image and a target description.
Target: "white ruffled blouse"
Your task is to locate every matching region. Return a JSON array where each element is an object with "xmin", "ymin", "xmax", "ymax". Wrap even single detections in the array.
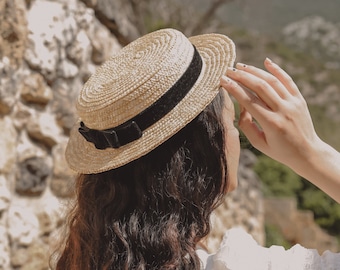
[{"xmin": 197, "ymin": 228, "xmax": 340, "ymax": 270}]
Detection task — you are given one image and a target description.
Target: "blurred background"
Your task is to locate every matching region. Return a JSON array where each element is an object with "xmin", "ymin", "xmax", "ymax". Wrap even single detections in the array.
[{"xmin": 1, "ymin": 0, "xmax": 339, "ymax": 269}]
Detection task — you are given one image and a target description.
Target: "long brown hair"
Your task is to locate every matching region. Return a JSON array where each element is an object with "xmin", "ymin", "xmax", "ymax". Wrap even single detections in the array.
[{"xmin": 55, "ymin": 90, "xmax": 228, "ymax": 269}]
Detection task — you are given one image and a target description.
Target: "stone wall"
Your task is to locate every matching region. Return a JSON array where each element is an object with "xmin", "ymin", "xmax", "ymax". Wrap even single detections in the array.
[{"xmin": 0, "ymin": 0, "xmax": 122, "ymax": 269}]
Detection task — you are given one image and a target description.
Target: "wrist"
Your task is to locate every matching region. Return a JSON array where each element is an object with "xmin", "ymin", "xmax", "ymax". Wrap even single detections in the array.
[
  {"xmin": 291, "ymin": 136, "xmax": 325, "ymax": 179},
  {"xmin": 292, "ymin": 137, "xmax": 340, "ymax": 203}
]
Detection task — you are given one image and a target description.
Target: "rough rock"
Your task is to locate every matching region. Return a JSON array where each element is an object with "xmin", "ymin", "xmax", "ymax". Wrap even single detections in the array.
[
  {"xmin": 24, "ymin": 0, "xmax": 76, "ymax": 81},
  {"xmin": 0, "ymin": 178, "xmax": 10, "ymax": 270},
  {"xmin": 90, "ymin": 21, "xmax": 122, "ymax": 64},
  {"xmin": 16, "ymin": 131, "xmax": 46, "ymax": 163},
  {"xmin": 66, "ymin": 29, "xmax": 91, "ymax": 66},
  {"xmin": 11, "ymin": 102, "xmax": 32, "ymax": 131},
  {"xmin": 0, "ymin": 176, "xmax": 10, "ymax": 270},
  {"xmin": 26, "ymin": 112, "xmax": 63, "ymax": 148},
  {"xmin": 0, "ymin": 0, "xmax": 28, "ymax": 66},
  {"xmin": 0, "ymin": 57, "xmax": 19, "ymax": 115},
  {"xmin": 0, "ymin": 176, "xmax": 11, "ymax": 213},
  {"xmin": 51, "ymin": 141, "xmax": 76, "ymax": 198},
  {"xmin": 0, "ymin": 225, "xmax": 10, "ymax": 270},
  {"xmin": 0, "ymin": 117, "xmax": 17, "ymax": 174},
  {"xmin": 50, "ymin": 79, "xmax": 81, "ymax": 134},
  {"xmin": 8, "ymin": 206, "xmax": 40, "ymax": 246},
  {"xmin": 15, "ymin": 157, "xmax": 51, "ymax": 196},
  {"xmin": 10, "ymin": 242, "xmax": 49, "ymax": 270},
  {"xmin": 20, "ymin": 73, "xmax": 53, "ymax": 105}
]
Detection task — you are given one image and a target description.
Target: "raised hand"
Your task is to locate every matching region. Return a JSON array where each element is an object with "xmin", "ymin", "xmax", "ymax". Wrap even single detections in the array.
[{"xmin": 221, "ymin": 58, "xmax": 340, "ymax": 203}]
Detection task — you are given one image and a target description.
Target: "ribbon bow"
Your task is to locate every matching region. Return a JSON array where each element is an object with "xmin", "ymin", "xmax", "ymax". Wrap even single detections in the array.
[{"xmin": 78, "ymin": 121, "xmax": 142, "ymax": 150}]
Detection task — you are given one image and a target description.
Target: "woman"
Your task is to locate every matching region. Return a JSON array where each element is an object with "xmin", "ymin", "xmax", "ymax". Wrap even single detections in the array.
[
  {"xmin": 57, "ymin": 28, "xmax": 340, "ymax": 269},
  {"xmin": 58, "ymin": 28, "xmax": 237, "ymax": 269}
]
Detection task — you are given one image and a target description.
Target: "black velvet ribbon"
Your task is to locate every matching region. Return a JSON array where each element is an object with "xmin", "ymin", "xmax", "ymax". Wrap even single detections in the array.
[{"xmin": 79, "ymin": 46, "xmax": 203, "ymax": 150}]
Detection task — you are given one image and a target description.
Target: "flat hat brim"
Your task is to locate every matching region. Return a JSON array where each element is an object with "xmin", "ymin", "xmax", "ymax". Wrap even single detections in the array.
[{"xmin": 65, "ymin": 32, "xmax": 236, "ymax": 174}]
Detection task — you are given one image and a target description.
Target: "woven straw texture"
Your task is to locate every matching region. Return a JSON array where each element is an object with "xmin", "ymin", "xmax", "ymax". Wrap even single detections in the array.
[{"xmin": 66, "ymin": 28, "xmax": 236, "ymax": 173}]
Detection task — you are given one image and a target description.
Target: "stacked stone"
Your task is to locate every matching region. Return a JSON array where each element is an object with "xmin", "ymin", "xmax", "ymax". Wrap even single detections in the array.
[{"xmin": 0, "ymin": 0, "xmax": 121, "ymax": 269}]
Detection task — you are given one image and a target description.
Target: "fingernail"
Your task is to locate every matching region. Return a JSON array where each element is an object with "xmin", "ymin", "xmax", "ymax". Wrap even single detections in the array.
[
  {"xmin": 221, "ymin": 75, "xmax": 231, "ymax": 84},
  {"xmin": 265, "ymin": 57, "xmax": 273, "ymax": 64},
  {"xmin": 236, "ymin": 63, "xmax": 247, "ymax": 68},
  {"xmin": 221, "ymin": 75, "xmax": 237, "ymax": 88},
  {"xmin": 227, "ymin": 67, "xmax": 237, "ymax": 73}
]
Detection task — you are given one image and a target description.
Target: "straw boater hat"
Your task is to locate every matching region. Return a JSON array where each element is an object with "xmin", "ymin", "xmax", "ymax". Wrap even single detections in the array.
[{"xmin": 66, "ymin": 28, "xmax": 235, "ymax": 174}]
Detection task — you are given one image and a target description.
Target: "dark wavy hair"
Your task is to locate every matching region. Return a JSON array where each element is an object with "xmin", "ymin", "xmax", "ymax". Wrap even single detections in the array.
[{"xmin": 55, "ymin": 90, "xmax": 228, "ymax": 269}]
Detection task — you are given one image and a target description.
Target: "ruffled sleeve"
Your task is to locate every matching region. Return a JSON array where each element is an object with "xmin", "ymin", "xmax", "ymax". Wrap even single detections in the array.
[{"xmin": 198, "ymin": 228, "xmax": 340, "ymax": 270}]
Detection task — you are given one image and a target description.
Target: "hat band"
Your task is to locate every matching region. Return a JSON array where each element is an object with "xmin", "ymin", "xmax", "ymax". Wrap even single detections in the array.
[{"xmin": 78, "ymin": 45, "xmax": 203, "ymax": 150}]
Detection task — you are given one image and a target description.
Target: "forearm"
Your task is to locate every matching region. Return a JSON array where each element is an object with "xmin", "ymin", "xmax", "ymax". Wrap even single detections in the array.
[{"xmin": 294, "ymin": 139, "xmax": 340, "ymax": 203}]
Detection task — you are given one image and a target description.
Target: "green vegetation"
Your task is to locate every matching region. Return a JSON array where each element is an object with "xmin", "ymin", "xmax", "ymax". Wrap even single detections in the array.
[
  {"xmin": 253, "ymin": 156, "xmax": 302, "ymax": 197},
  {"xmin": 265, "ymin": 223, "xmax": 292, "ymax": 249},
  {"xmin": 254, "ymin": 154, "xmax": 340, "ymax": 236},
  {"xmin": 299, "ymin": 181, "xmax": 340, "ymax": 234}
]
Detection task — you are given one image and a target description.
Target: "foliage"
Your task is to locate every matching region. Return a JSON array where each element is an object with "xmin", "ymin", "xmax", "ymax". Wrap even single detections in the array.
[
  {"xmin": 253, "ymin": 155, "xmax": 302, "ymax": 197},
  {"xmin": 298, "ymin": 181, "xmax": 340, "ymax": 234},
  {"xmin": 265, "ymin": 223, "xmax": 292, "ymax": 249},
  {"xmin": 254, "ymin": 154, "xmax": 340, "ymax": 236}
]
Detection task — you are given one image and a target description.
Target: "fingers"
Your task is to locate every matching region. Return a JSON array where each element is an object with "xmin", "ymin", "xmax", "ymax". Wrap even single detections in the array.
[
  {"xmin": 264, "ymin": 58, "xmax": 301, "ymax": 97},
  {"xmin": 226, "ymin": 59, "xmax": 299, "ymax": 110},
  {"xmin": 235, "ymin": 60, "xmax": 288, "ymax": 99},
  {"xmin": 226, "ymin": 67, "xmax": 282, "ymax": 111},
  {"xmin": 221, "ymin": 59, "xmax": 323, "ymax": 174},
  {"xmin": 220, "ymin": 75, "xmax": 273, "ymax": 124},
  {"xmin": 221, "ymin": 59, "xmax": 303, "ymax": 119},
  {"xmin": 220, "ymin": 58, "xmax": 301, "ymax": 156}
]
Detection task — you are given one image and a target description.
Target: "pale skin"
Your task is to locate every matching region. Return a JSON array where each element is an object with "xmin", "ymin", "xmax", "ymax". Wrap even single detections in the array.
[{"xmin": 220, "ymin": 58, "xmax": 340, "ymax": 204}]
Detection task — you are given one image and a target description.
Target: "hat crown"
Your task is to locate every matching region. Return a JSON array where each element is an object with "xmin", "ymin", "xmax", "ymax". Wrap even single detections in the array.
[
  {"xmin": 77, "ymin": 29, "xmax": 195, "ymax": 130},
  {"xmin": 66, "ymin": 28, "xmax": 236, "ymax": 173}
]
